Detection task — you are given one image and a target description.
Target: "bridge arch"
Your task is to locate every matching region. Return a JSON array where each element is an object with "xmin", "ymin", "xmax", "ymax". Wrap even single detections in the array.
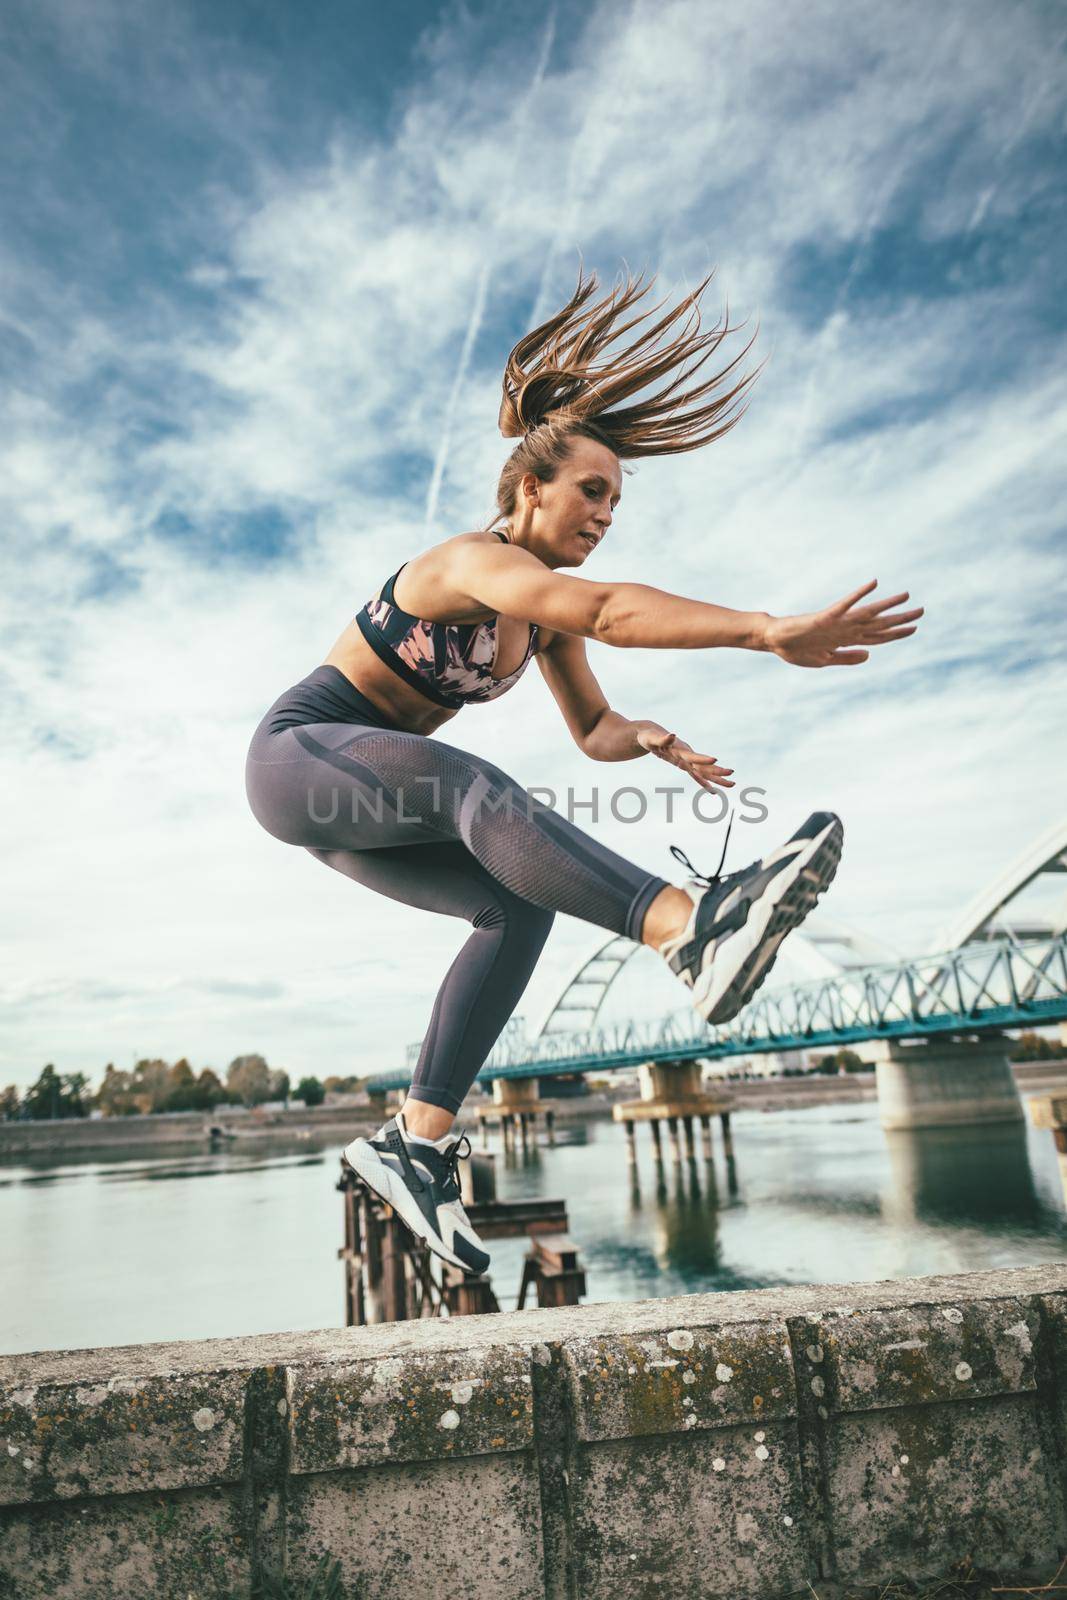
[{"xmin": 932, "ymin": 815, "xmax": 1067, "ymax": 951}]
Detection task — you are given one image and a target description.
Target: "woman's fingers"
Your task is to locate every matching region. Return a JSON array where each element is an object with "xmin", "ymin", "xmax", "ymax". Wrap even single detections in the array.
[
  {"xmin": 826, "ymin": 647, "xmax": 870, "ymax": 665},
  {"xmin": 864, "ymin": 606, "xmax": 924, "ymax": 632},
  {"xmin": 650, "ymin": 737, "xmax": 732, "ymax": 774},
  {"xmin": 862, "ymin": 609, "xmax": 923, "ymax": 632},
  {"xmin": 831, "ymin": 584, "xmax": 925, "ymax": 630},
  {"xmin": 829, "ymin": 578, "xmax": 879, "ymax": 614},
  {"xmin": 654, "ymin": 744, "xmax": 732, "ymax": 770},
  {"xmin": 654, "ymin": 745, "xmax": 735, "ymax": 789},
  {"xmin": 858, "ymin": 589, "xmax": 911, "ymax": 617},
  {"xmin": 856, "ymin": 622, "xmax": 919, "ymax": 644},
  {"xmin": 872, "ymin": 625, "xmax": 918, "ymax": 642},
  {"xmin": 692, "ymin": 761, "xmax": 734, "ymax": 789},
  {"xmin": 674, "ymin": 755, "xmax": 734, "ymax": 775}
]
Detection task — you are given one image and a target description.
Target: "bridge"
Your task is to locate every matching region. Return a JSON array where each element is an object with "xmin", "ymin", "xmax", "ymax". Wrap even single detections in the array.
[{"xmin": 366, "ymin": 816, "xmax": 1067, "ymax": 1130}]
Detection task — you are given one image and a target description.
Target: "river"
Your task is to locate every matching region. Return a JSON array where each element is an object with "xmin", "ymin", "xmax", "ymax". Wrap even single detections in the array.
[{"xmin": 2, "ymin": 1093, "xmax": 1064, "ymax": 1355}]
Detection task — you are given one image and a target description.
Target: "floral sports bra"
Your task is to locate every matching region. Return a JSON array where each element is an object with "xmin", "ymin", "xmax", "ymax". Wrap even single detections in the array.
[{"xmin": 354, "ymin": 531, "xmax": 540, "ymax": 709}]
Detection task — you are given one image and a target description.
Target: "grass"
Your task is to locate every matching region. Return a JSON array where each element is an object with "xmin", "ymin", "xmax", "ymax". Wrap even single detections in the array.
[
  {"xmin": 252, "ymin": 1553, "xmax": 347, "ymax": 1600},
  {"xmin": 794, "ymin": 1553, "xmax": 1067, "ymax": 1600}
]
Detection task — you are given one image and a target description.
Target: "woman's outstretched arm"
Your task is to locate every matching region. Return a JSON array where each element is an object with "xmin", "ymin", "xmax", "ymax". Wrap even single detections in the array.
[
  {"xmin": 450, "ymin": 543, "xmax": 922, "ymax": 664},
  {"xmin": 450, "ymin": 539, "xmax": 767, "ymax": 649},
  {"xmin": 536, "ymin": 629, "xmax": 734, "ymax": 788}
]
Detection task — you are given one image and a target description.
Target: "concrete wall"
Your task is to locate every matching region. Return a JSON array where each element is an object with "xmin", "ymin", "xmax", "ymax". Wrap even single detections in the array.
[
  {"xmin": 2, "ymin": 1263, "xmax": 1066, "ymax": 1598},
  {"xmin": 0, "ymin": 1103, "xmax": 378, "ymax": 1158}
]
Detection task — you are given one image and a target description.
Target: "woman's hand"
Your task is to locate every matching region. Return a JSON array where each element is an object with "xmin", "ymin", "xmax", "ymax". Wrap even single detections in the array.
[
  {"xmin": 764, "ymin": 581, "xmax": 923, "ymax": 668},
  {"xmin": 635, "ymin": 726, "xmax": 734, "ymax": 792}
]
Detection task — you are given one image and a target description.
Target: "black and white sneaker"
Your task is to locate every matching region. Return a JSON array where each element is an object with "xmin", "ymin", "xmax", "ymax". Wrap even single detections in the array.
[
  {"xmin": 659, "ymin": 810, "xmax": 844, "ymax": 1025},
  {"xmin": 342, "ymin": 1111, "xmax": 490, "ymax": 1277}
]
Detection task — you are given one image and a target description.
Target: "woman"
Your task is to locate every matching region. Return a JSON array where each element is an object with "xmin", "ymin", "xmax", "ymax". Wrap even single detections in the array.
[{"xmin": 244, "ymin": 267, "xmax": 922, "ymax": 1276}]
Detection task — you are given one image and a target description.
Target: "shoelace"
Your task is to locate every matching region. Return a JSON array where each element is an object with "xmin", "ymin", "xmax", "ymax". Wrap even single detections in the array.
[
  {"xmin": 669, "ymin": 807, "xmax": 736, "ymax": 889},
  {"xmin": 441, "ymin": 1132, "xmax": 473, "ymax": 1199}
]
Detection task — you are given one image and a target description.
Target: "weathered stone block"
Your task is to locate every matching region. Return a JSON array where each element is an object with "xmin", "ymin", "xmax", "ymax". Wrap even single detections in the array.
[
  {"xmin": 0, "ymin": 1368, "xmax": 248, "ymax": 1506},
  {"xmin": 824, "ymin": 1395, "xmax": 1063, "ymax": 1579},
  {"xmin": 287, "ymin": 1343, "xmax": 534, "ymax": 1473},
  {"xmin": 286, "ymin": 1453, "xmax": 543, "ymax": 1600},
  {"xmin": 0, "ymin": 1483, "xmax": 250, "ymax": 1599},
  {"xmin": 791, "ymin": 1295, "xmax": 1039, "ymax": 1413},
  {"xmin": 567, "ymin": 1427, "xmax": 810, "ymax": 1599},
  {"xmin": 563, "ymin": 1319, "xmax": 795, "ymax": 1442}
]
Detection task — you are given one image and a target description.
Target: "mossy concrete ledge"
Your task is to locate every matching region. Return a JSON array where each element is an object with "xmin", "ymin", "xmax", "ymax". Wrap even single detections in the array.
[{"xmin": 2, "ymin": 1263, "xmax": 1067, "ymax": 1598}]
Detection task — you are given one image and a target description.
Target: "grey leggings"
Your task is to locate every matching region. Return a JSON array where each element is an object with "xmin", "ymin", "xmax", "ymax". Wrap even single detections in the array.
[{"xmin": 245, "ymin": 667, "xmax": 669, "ymax": 1114}]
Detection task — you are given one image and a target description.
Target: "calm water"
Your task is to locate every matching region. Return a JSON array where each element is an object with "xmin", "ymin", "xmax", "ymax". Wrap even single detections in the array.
[{"xmin": 2, "ymin": 1095, "xmax": 1065, "ymax": 1355}]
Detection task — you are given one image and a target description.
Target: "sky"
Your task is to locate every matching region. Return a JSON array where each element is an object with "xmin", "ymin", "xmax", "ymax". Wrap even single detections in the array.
[{"xmin": 1, "ymin": 0, "xmax": 1065, "ymax": 1091}]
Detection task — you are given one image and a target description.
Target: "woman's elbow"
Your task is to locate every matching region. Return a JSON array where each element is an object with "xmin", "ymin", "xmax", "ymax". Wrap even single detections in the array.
[{"xmin": 590, "ymin": 588, "xmax": 635, "ymax": 646}]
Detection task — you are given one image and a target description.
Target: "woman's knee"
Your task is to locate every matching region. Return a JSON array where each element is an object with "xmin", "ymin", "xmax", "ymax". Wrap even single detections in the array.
[
  {"xmin": 512, "ymin": 898, "xmax": 555, "ymax": 955},
  {"xmin": 473, "ymin": 891, "xmax": 554, "ymax": 944}
]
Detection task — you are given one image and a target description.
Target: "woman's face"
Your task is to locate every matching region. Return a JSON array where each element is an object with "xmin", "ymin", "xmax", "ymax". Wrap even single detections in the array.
[{"xmin": 519, "ymin": 435, "xmax": 622, "ymax": 567}]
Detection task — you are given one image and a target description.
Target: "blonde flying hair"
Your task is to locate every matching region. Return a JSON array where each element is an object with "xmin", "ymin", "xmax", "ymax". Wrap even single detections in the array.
[{"xmin": 491, "ymin": 263, "xmax": 763, "ymax": 526}]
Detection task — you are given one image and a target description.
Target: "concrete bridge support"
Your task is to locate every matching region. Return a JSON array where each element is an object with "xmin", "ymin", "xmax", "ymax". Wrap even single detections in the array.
[
  {"xmin": 1029, "ymin": 1094, "xmax": 1067, "ymax": 1207},
  {"xmin": 869, "ymin": 1036, "xmax": 1025, "ymax": 1131},
  {"xmin": 472, "ymin": 1078, "xmax": 556, "ymax": 1154},
  {"xmin": 614, "ymin": 1058, "xmax": 734, "ymax": 1173}
]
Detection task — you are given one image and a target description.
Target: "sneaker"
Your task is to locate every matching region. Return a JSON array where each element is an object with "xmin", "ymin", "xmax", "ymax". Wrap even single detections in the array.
[
  {"xmin": 342, "ymin": 1110, "xmax": 491, "ymax": 1276},
  {"xmin": 659, "ymin": 810, "xmax": 844, "ymax": 1024}
]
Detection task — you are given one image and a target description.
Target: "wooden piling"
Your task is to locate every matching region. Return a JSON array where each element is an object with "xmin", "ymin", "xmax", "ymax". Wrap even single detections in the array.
[{"xmin": 666, "ymin": 1115, "xmax": 681, "ymax": 1164}]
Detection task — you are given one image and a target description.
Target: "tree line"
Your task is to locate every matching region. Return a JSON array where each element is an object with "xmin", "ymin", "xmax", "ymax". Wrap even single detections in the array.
[
  {"xmin": 2, "ymin": 1031, "xmax": 1059, "ymax": 1122},
  {"xmin": 0, "ymin": 1055, "xmax": 368, "ymax": 1122}
]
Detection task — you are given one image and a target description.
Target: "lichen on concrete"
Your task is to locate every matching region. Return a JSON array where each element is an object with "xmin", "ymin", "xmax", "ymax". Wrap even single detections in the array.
[
  {"xmin": 286, "ymin": 1342, "xmax": 534, "ymax": 1473},
  {"xmin": 562, "ymin": 1318, "xmax": 795, "ymax": 1444}
]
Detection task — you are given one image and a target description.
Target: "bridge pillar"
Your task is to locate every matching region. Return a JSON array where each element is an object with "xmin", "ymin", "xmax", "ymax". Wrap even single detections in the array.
[
  {"xmin": 665, "ymin": 1115, "xmax": 681, "ymax": 1164},
  {"xmin": 1028, "ymin": 1095, "xmax": 1067, "ymax": 1207},
  {"xmin": 638, "ymin": 1059, "xmax": 703, "ymax": 1100},
  {"xmin": 491, "ymin": 1077, "xmax": 541, "ymax": 1108},
  {"xmin": 623, "ymin": 1120, "xmax": 637, "ymax": 1165},
  {"xmin": 473, "ymin": 1080, "xmax": 557, "ymax": 1152},
  {"xmin": 872, "ymin": 1036, "xmax": 1024, "ymax": 1131},
  {"xmin": 720, "ymin": 1110, "xmax": 735, "ymax": 1159},
  {"xmin": 614, "ymin": 1059, "xmax": 735, "ymax": 1171}
]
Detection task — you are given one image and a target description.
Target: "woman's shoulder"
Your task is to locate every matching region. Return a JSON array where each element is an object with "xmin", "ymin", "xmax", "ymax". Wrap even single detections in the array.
[
  {"xmin": 409, "ymin": 529, "xmax": 517, "ymax": 582},
  {"xmin": 390, "ymin": 532, "xmax": 514, "ymax": 623},
  {"xmin": 411, "ymin": 529, "xmax": 506, "ymax": 564},
  {"xmin": 447, "ymin": 527, "xmax": 509, "ymax": 549}
]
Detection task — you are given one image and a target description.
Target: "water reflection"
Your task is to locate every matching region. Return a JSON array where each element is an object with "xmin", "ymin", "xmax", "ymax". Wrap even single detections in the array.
[
  {"xmin": 646, "ymin": 1159, "xmax": 725, "ymax": 1278},
  {"xmin": 883, "ymin": 1121, "xmax": 1041, "ymax": 1226}
]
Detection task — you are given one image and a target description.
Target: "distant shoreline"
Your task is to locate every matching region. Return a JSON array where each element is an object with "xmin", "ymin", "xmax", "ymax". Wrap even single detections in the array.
[{"xmin": 1, "ymin": 1060, "xmax": 1063, "ymax": 1160}]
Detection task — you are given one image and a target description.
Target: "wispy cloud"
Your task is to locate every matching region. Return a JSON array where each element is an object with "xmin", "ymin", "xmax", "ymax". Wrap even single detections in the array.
[{"xmin": 424, "ymin": 5, "xmax": 558, "ymax": 528}]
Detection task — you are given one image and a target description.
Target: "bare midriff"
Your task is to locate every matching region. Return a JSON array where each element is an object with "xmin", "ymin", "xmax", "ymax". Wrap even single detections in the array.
[{"xmin": 321, "ymin": 530, "xmax": 555, "ymax": 737}]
